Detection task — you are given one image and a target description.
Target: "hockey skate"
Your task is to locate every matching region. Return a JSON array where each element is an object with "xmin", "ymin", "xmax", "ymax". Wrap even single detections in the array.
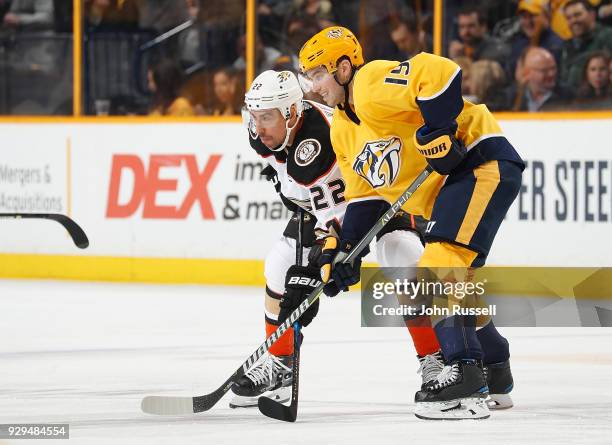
[
  {"xmin": 417, "ymin": 351, "xmax": 445, "ymax": 387},
  {"xmin": 484, "ymin": 359, "xmax": 514, "ymax": 409},
  {"xmin": 229, "ymin": 353, "xmax": 293, "ymax": 408},
  {"xmin": 414, "ymin": 359, "xmax": 490, "ymax": 420}
]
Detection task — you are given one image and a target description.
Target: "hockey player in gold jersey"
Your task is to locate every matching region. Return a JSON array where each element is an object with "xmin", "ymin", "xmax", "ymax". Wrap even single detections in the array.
[{"xmin": 299, "ymin": 26, "xmax": 524, "ymax": 420}]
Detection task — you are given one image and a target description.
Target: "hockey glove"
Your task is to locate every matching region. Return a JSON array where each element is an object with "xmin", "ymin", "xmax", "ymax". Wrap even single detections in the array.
[
  {"xmin": 278, "ymin": 265, "xmax": 321, "ymax": 327},
  {"xmin": 319, "ymin": 237, "xmax": 362, "ymax": 297},
  {"xmin": 414, "ymin": 124, "xmax": 466, "ymax": 175}
]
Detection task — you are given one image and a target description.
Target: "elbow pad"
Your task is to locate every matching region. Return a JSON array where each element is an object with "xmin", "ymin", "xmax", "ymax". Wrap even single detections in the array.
[{"xmin": 414, "ymin": 125, "xmax": 467, "ymax": 175}]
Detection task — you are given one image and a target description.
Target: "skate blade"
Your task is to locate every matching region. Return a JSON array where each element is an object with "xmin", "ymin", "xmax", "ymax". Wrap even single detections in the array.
[
  {"xmin": 487, "ymin": 393, "xmax": 513, "ymax": 410},
  {"xmin": 415, "ymin": 397, "xmax": 490, "ymax": 420},
  {"xmin": 229, "ymin": 387, "xmax": 291, "ymax": 409}
]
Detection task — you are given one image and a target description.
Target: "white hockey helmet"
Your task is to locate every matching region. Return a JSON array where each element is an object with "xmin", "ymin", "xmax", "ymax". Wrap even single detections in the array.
[
  {"xmin": 245, "ymin": 70, "xmax": 304, "ymax": 119},
  {"xmin": 245, "ymin": 70, "xmax": 304, "ymax": 151}
]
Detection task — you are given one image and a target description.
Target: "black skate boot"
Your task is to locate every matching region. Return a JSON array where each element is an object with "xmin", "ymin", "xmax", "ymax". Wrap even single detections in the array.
[
  {"xmin": 484, "ymin": 359, "xmax": 514, "ymax": 409},
  {"xmin": 229, "ymin": 353, "xmax": 293, "ymax": 408},
  {"xmin": 414, "ymin": 359, "xmax": 490, "ymax": 420},
  {"xmin": 417, "ymin": 350, "xmax": 445, "ymax": 388}
]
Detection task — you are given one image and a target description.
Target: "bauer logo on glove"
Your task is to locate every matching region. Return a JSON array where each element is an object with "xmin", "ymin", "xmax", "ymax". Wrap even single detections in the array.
[
  {"xmin": 414, "ymin": 125, "xmax": 467, "ymax": 175},
  {"xmin": 415, "ymin": 134, "xmax": 452, "ymax": 158}
]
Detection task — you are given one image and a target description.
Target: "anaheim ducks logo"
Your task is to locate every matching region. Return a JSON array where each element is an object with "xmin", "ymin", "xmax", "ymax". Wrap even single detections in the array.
[
  {"xmin": 295, "ymin": 138, "xmax": 321, "ymax": 166},
  {"xmin": 353, "ymin": 137, "xmax": 401, "ymax": 188}
]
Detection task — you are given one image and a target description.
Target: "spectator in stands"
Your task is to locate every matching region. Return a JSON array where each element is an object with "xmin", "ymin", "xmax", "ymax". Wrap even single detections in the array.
[
  {"xmin": 388, "ymin": 14, "xmax": 425, "ymax": 61},
  {"xmin": 467, "ymin": 59, "xmax": 508, "ymax": 111},
  {"xmin": 448, "ymin": 4, "xmax": 511, "ymax": 66},
  {"xmin": 147, "ymin": 59, "xmax": 194, "ymax": 116},
  {"xmin": 574, "ymin": 50, "xmax": 612, "ymax": 106},
  {"xmin": 508, "ymin": 0, "xmax": 564, "ymax": 77},
  {"xmin": 453, "ymin": 56, "xmax": 474, "ymax": 98},
  {"xmin": 560, "ymin": 0, "xmax": 612, "ymax": 88},
  {"xmin": 2, "ymin": 0, "xmax": 53, "ymax": 30},
  {"xmin": 508, "ymin": 46, "xmax": 572, "ymax": 111},
  {"xmin": 210, "ymin": 67, "xmax": 240, "ymax": 116}
]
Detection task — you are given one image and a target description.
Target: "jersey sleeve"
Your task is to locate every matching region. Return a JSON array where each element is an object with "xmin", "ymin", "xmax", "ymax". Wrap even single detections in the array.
[{"xmin": 412, "ymin": 53, "xmax": 464, "ymax": 130}]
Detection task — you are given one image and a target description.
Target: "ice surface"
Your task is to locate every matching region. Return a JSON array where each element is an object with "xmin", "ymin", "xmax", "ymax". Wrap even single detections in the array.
[{"xmin": 1, "ymin": 279, "xmax": 611, "ymax": 444}]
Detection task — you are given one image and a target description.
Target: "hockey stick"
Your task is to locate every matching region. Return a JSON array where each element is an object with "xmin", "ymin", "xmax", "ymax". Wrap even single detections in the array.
[
  {"xmin": 140, "ymin": 165, "xmax": 434, "ymax": 415},
  {"xmin": 0, "ymin": 213, "xmax": 89, "ymax": 249},
  {"xmin": 258, "ymin": 208, "xmax": 304, "ymax": 421}
]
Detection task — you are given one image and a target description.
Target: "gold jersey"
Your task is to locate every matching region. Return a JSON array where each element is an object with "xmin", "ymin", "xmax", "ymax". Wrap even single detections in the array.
[{"xmin": 330, "ymin": 52, "xmax": 521, "ymax": 219}]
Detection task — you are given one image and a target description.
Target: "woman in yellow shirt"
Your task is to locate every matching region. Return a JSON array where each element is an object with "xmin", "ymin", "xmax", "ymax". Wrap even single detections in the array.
[{"xmin": 147, "ymin": 59, "xmax": 195, "ymax": 116}]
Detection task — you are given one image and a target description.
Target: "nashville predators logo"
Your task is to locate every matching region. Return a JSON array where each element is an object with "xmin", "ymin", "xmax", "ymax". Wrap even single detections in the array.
[
  {"xmin": 277, "ymin": 71, "xmax": 291, "ymax": 83},
  {"xmin": 327, "ymin": 29, "xmax": 343, "ymax": 39},
  {"xmin": 353, "ymin": 137, "xmax": 402, "ymax": 188}
]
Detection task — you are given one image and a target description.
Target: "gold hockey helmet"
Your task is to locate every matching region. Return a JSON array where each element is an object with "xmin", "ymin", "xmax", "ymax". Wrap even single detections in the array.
[{"xmin": 299, "ymin": 26, "xmax": 364, "ymax": 74}]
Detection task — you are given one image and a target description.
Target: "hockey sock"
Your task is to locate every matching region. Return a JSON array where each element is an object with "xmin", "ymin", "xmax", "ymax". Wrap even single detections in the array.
[
  {"xmin": 434, "ymin": 315, "xmax": 483, "ymax": 363},
  {"xmin": 266, "ymin": 320, "xmax": 294, "ymax": 356},
  {"xmin": 476, "ymin": 320, "xmax": 509, "ymax": 364},
  {"xmin": 264, "ymin": 286, "xmax": 294, "ymax": 356},
  {"xmin": 405, "ymin": 316, "xmax": 440, "ymax": 356}
]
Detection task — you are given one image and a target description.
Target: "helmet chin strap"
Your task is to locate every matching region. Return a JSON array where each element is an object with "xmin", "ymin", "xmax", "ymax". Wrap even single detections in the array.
[
  {"xmin": 269, "ymin": 114, "xmax": 299, "ymax": 152},
  {"xmin": 334, "ymin": 64, "xmax": 360, "ymax": 125}
]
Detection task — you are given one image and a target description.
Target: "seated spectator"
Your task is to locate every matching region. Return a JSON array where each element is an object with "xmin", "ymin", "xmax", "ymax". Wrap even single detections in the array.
[
  {"xmin": 508, "ymin": 46, "xmax": 572, "ymax": 111},
  {"xmin": 448, "ymin": 4, "xmax": 511, "ymax": 67},
  {"xmin": 210, "ymin": 67, "xmax": 240, "ymax": 116},
  {"xmin": 467, "ymin": 59, "xmax": 508, "ymax": 111},
  {"xmin": 2, "ymin": 0, "xmax": 53, "ymax": 30},
  {"xmin": 508, "ymin": 0, "xmax": 564, "ymax": 77},
  {"xmin": 388, "ymin": 14, "xmax": 425, "ymax": 61},
  {"xmin": 560, "ymin": 0, "xmax": 612, "ymax": 88},
  {"xmin": 574, "ymin": 50, "xmax": 612, "ymax": 107},
  {"xmin": 147, "ymin": 59, "xmax": 195, "ymax": 116}
]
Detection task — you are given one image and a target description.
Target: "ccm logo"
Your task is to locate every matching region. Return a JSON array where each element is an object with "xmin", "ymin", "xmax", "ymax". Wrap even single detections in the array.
[
  {"xmin": 288, "ymin": 277, "xmax": 321, "ymax": 287},
  {"xmin": 106, "ymin": 154, "xmax": 221, "ymax": 219}
]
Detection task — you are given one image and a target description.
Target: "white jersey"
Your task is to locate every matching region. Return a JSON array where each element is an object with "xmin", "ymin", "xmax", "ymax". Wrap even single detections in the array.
[{"xmin": 249, "ymin": 100, "xmax": 348, "ymax": 235}]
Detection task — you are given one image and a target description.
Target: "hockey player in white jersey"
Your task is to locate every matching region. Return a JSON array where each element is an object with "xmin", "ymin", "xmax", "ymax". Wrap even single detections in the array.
[{"xmin": 230, "ymin": 70, "xmax": 444, "ymax": 408}]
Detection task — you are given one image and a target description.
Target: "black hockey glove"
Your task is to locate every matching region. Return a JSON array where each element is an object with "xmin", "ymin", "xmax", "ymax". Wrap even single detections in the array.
[
  {"xmin": 414, "ymin": 124, "xmax": 466, "ymax": 175},
  {"xmin": 319, "ymin": 237, "xmax": 362, "ymax": 297},
  {"xmin": 278, "ymin": 265, "xmax": 321, "ymax": 327},
  {"xmin": 261, "ymin": 164, "xmax": 298, "ymax": 212}
]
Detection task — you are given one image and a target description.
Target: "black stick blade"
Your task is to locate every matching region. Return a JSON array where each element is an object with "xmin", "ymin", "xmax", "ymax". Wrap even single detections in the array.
[
  {"xmin": 44, "ymin": 214, "xmax": 89, "ymax": 249},
  {"xmin": 258, "ymin": 395, "xmax": 297, "ymax": 422}
]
